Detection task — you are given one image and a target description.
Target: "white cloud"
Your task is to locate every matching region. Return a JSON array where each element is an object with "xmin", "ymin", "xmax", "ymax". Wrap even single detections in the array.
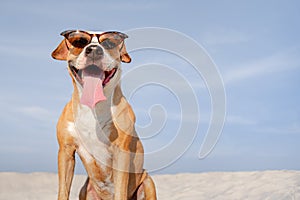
[
  {"xmin": 203, "ymin": 29, "xmax": 251, "ymax": 45},
  {"xmin": 226, "ymin": 115, "xmax": 256, "ymax": 125},
  {"xmin": 223, "ymin": 49, "xmax": 300, "ymax": 84},
  {"xmin": 16, "ymin": 106, "xmax": 56, "ymax": 123},
  {"xmin": 256, "ymin": 123, "xmax": 300, "ymax": 135},
  {"xmin": 0, "ymin": 44, "xmax": 46, "ymax": 58}
]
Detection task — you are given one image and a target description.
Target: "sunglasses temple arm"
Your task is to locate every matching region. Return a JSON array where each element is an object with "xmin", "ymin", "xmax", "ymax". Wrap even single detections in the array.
[{"xmin": 119, "ymin": 40, "xmax": 126, "ymax": 51}]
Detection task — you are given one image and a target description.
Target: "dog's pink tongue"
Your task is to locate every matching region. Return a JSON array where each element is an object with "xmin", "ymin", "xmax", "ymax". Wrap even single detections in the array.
[{"xmin": 80, "ymin": 72, "xmax": 106, "ymax": 108}]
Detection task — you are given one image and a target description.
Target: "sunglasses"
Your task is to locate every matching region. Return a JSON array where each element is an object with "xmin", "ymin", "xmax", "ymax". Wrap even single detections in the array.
[{"xmin": 61, "ymin": 30, "xmax": 128, "ymax": 50}]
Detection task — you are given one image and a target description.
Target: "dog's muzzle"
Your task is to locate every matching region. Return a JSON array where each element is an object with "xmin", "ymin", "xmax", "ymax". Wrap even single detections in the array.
[{"xmin": 85, "ymin": 45, "xmax": 104, "ymax": 59}]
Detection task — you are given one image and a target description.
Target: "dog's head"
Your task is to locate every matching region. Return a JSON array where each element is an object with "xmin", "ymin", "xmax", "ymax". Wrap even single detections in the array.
[{"xmin": 52, "ymin": 30, "xmax": 131, "ymax": 108}]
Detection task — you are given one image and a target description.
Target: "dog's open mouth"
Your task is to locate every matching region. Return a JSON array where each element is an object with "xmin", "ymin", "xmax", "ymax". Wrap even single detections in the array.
[
  {"xmin": 69, "ymin": 65, "xmax": 117, "ymax": 108},
  {"xmin": 70, "ymin": 65, "xmax": 117, "ymax": 87}
]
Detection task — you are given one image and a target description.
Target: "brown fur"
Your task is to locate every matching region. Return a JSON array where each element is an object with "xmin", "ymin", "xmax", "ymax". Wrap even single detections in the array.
[{"xmin": 52, "ymin": 31, "xmax": 156, "ymax": 200}]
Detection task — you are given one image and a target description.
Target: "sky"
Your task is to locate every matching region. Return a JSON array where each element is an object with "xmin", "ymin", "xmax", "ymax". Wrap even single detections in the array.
[{"xmin": 0, "ymin": 0, "xmax": 299, "ymax": 174}]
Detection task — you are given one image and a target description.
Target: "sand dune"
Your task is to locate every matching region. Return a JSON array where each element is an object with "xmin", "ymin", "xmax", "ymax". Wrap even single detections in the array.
[{"xmin": 1, "ymin": 170, "xmax": 300, "ymax": 199}]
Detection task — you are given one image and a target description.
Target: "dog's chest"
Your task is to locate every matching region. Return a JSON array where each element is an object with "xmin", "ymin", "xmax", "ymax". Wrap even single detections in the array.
[{"xmin": 68, "ymin": 105, "xmax": 114, "ymax": 170}]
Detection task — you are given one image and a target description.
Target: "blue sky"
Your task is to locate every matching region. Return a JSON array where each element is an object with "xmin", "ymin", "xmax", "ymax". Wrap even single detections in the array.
[{"xmin": 0, "ymin": 0, "xmax": 299, "ymax": 174}]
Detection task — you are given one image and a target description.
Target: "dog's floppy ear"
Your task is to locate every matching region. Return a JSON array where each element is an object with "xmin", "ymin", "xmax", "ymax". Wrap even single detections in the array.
[
  {"xmin": 120, "ymin": 43, "xmax": 131, "ymax": 63},
  {"xmin": 51, "ymin": 39, "xmax": 69, "ymax": 60}
]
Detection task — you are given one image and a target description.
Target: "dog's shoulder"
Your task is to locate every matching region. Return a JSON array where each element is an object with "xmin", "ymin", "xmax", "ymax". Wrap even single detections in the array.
[
  {"xmin": 112, "ymin": 97, "xmax": 136, "ymax": 135},
  {"xmin": 56, "ymin": 101, "xmax": 77, "ymax": 145}
]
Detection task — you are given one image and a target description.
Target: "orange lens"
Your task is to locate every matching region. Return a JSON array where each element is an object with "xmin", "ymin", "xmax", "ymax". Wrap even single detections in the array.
[
  {"xmin": 67, "ymin": 32, "xmax": 91, "ymax": 48},
  {"xmin": 99, "ymin": 33, "xmax": 124, "ymax": 49}
]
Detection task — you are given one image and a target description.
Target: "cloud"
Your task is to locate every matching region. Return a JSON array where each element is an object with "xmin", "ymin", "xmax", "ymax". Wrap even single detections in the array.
[
  {"xmin": 0, "ymin": 43, "xmax": 47, "ymax": 59},
  {"xmin": 203, "ymin": 29, "xmax": 251, "ymax": 46},
  {"xmin": 223, "ymin": 49, "xmax": 300, "ymax": 84},
  {"xmin": 16, "ymin": 106, "xmax": 56, "ymax": 123},
  {"xmin": 226, "ymin": 115, "xmax": 256, "ymax": 125},
  {"xmin": 256, "ymin": 123, "xmax": 300, "ymax": 135}
]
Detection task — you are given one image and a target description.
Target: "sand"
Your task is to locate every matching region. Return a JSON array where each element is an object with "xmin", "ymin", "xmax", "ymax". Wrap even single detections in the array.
[{"xmin": 1, "ymin": 170, "xmax": 300, "ymax": 199}]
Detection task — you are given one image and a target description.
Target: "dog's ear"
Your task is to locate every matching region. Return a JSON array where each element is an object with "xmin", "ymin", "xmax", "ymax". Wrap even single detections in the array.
[
  {"xmin": 51, "ymin": 39, "xmax": 69, "ymax": 60},
  {"xmin": 120, "ymin": 43, "xmax": 131, "ymax": 63}
]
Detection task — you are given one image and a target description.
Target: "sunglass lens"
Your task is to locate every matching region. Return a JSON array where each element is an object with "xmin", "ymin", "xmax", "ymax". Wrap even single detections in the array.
[
  {"xmin": 68, "ymin": 32, "xmax": 91, "ymax": 48},
  {"xmin": 100, "ymin": 33, "xmax": 123, "ymax": 49}
]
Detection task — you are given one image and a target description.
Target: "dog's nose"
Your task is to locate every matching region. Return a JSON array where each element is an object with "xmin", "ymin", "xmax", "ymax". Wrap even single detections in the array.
[{"xmin": 85, "ymin": 45, "xmax": 103, "ymax": 57}]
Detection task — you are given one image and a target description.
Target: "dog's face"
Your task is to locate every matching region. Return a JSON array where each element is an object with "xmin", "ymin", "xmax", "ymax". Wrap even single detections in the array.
[{"xmin": 52, "ymin": 30, "xmax": 131, "ymax": 108}]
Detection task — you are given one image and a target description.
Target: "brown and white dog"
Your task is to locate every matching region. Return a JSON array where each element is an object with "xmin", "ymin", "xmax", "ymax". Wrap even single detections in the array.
[{"xmin": 52, "ymin": 30, "xmax": 157, "ymax": 200}]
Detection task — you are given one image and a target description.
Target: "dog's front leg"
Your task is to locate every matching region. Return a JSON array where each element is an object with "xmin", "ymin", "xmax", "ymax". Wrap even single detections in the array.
[
  {"xmin": 113, "ymin": 150, "xmax": 130, "ymax": 200},
  {"xmin": 57, "ymin": 144, "xmax": 76, "ymax": 200}
]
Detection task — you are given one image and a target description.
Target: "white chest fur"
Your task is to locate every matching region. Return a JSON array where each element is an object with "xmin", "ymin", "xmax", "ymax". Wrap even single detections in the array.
[{"xmin": 68, "ymin": 103, "xmax": 113, "ymax": 169}]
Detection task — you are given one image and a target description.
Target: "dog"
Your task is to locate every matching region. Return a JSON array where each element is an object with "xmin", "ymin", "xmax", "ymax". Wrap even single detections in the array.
[{"xmin": 52, "ymin": 30, "xmax": 157, "ymax": 200}]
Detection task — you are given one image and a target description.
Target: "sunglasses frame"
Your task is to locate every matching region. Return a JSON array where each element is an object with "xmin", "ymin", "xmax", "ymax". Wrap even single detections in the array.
[{"xmin": 60, "ymin": 30, "xmax": 128, "ymax": 50}]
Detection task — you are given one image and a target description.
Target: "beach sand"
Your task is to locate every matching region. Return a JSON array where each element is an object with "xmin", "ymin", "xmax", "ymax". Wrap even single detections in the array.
[{"xmin": 1, "ymin": 170, "xmax": 300, "ymax": 199}]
